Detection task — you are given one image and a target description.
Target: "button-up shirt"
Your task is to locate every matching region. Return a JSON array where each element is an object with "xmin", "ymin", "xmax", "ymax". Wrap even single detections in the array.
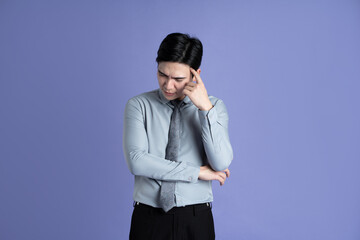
[{"xmin": 123, "ymin": 89, "xmax": 233, "ymax": 207}]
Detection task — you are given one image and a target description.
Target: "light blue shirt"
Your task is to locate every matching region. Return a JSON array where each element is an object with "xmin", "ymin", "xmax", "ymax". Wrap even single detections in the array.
[{"xmin": 123, "ymin": 89, "xmax": 233, "ymax": 207}]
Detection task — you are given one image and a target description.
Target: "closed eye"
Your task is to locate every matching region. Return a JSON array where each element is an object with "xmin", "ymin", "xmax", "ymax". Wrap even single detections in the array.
[
  {"xmin": 174, "ymin": 78, "xmax": 185, "ymax": 82},
  {"xmin": 158, "ymin": 70, "xmax": 168, "ymax": 76},
  {"xmin": 158, "ymin": 70, "xmax": 186, "ymax": 81}
]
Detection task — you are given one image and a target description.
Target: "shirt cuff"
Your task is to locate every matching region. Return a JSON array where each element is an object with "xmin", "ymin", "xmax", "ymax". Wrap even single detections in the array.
[{"xmin": 183, "ymin": 162, "xmax": 200, "ymax": 183}]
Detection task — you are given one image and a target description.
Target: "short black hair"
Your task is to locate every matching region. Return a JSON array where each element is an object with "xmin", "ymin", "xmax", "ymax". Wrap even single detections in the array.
[{"xmin": 156, "ymin": 33, "xmax": 203, "ymax": 70}]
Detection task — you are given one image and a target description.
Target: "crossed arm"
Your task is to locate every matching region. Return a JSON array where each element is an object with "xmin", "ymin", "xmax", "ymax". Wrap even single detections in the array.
[
  {"xmin": 124, "ymin": 69, "xmax": 233, "ymax": 186},
  {"xmin": 123, "ymin": 101, "xmax": 232, "ymax": 186}
]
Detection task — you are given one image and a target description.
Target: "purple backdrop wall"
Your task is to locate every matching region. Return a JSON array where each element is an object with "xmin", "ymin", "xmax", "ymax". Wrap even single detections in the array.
[{"xmin": 1, "ymin": 0, "xmax": 360, "ymax": 239}]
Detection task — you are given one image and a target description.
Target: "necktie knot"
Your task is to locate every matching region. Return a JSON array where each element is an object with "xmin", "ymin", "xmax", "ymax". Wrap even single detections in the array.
[{"xmin": 170, "ymin": 100, "xmax": 183, "ymax": 110}]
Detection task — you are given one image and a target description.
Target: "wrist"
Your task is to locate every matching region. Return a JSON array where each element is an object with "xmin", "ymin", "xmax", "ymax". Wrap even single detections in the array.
[{"xmin": 199, "ymin": 102, "xmax": 213, "ymax": 111}]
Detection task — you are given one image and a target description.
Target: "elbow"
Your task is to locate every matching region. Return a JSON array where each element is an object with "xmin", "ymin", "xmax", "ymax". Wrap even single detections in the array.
[
  {"xmin": 125, "ymin": 150, "xmax": 146, "ymax": 176},
  {"xmin": 127, "ymin": 159, "xmax": 143, "ymax": 176},
  {"xmin": 127, "ymin": 162, "xmax": 139, "ymax": 176},
  {"xmin": 209, "ymin": 150, "xmax": 233, "ymax": 172},
  {"xmin": 126, "ymin": 158, "xmax": 138, "ymax": 175},
  {"xmin": 211, "ymin": 160, "xmax": 232, "ymax": 172}
]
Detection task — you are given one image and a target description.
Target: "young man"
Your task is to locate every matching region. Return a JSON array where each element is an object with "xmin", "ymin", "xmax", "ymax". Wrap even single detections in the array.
[{"xmin": 123, "ymin": 33, "xmax": 233, "ymax": 240}]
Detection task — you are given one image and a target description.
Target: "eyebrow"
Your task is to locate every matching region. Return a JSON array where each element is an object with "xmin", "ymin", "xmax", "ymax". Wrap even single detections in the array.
[{"xmin": 158, "ymin": 70, "xmax": 187, "ymax": 80}]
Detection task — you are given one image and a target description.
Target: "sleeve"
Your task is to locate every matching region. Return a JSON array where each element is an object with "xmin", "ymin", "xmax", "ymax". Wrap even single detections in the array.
[
  {"xmin": 198, "ymin": 99, "xmax": 233, "ymax": 171},
  {"xmin": 123, "ymin": 98, "xmax": 200, "ymax": 182}
]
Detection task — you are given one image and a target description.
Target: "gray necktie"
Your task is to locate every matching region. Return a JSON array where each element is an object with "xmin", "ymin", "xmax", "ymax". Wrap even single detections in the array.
[{"xmin": 159, "ymin": 100, "xmax": 183, "ymax": 212}]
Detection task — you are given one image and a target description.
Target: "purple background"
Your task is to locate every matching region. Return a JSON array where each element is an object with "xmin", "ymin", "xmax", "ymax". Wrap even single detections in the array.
[{"xmin": 1, "ymin": 0, "xmax": 360, "ymax": 239}]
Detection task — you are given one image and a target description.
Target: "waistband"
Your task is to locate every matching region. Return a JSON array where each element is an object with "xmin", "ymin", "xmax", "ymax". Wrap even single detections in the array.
[{"xmin": 133, "ymin": 201, "xmax": 212, "ymax": 215}]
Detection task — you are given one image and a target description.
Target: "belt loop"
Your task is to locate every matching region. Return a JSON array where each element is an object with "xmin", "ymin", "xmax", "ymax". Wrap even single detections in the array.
[{"xmin": 209, "ymin": 202, "xmax": 212, "ymax": 209}]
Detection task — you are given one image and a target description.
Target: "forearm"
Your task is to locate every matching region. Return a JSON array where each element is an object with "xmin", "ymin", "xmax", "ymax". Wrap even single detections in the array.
[
  {"xmin": 123, "ymin": 98, "xmax": 200, "ymax": 182},
  {"xmin": 202, "ymin": 130, "xmax": 233, "ymax": 171},
  {"xmin": 198, "ymin": 100, "xmax": 233, "ymax": 171},
  {"xmin": 124, "ymin": 147, "xmax": 200, "ymax": 182}
]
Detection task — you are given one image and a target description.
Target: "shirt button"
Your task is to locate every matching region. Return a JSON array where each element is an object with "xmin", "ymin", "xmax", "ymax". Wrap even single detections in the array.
[{"xmin": 188, "ymin": 177, "xmax": 192, "ymax": 181}]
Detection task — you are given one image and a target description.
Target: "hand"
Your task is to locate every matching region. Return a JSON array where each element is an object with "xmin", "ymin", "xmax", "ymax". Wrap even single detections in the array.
[
  {"xmin": 183, "ymin": 68, "xmax": 213, "ymax": 111},
  {"xmin": 198, "ymin": 165, "xmax": 230, "ymax": 186}
]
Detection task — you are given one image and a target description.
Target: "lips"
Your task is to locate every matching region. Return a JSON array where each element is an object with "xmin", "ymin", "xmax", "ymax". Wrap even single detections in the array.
[{"xmin": 163, "ymin": 90, "xmax": 175, "ymax": 96}]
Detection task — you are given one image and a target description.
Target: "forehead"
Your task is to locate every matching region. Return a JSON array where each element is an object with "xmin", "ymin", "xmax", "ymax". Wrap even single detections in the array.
[{"xmin": 158, "ymin": 62, "xmax": 190, "ymax": 76}]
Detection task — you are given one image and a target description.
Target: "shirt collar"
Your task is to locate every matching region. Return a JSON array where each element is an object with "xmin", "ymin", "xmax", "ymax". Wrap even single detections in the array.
[{"xmin": 157, "ymin": 88, "xmax": 192, "ymax": 106}]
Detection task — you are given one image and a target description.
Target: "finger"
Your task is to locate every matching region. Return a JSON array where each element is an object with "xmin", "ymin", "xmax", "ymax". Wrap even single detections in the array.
[
  {"xmin": 217, "ymin": 172, "xmax": 226, "ymax": 182},
  {"xmin": 224, "ymin": 169, "xmax": 230, "ymax": 178},
  {"xmin": 190, "ymin": 68, "xmax": 203, "ymax": 84},
  {"xmin": 184, "ymin": 84, "xmax": 195, "ymax": 90},
  {"xmin": 216, "ymin": 175, "xmax": 225, "ymax": 186},
  {"xmin": 182, "ymin": 89, "xmax": 190, "ymax": 96},
  {"xmin": 220, "ymin": 176, "xmax": 226, "ymax": 186},
  {"xmin": 213, "ymin": 172, "xmax": 224, "ymax": 184},
  {"xmin": 190, "ymin": 68, "xmax": 201, "ymax": 84},
  {"xmin": 184, "ymin": 86, "xmax": 194, "ymax": 92},
  {"xmin": 185, "ymin": 82, "xmax": 196, "ymax": 87}
]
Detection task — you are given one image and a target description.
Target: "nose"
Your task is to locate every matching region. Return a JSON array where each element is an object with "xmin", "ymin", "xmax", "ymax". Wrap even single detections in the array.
[{"xmin": 164, "ymin": 78, "xmax": 175, "ymax": 90}]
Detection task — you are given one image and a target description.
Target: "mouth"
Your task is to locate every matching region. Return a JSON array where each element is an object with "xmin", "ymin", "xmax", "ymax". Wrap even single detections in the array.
[{"xmin": 163, "ymin": 90, "xmax": 176, "ymax": 96}]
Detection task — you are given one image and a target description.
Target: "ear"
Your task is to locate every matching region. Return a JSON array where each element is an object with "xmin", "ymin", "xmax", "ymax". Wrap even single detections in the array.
[{"xmin": 197, "ymin": 68, "xmax": 201, "ymax": 74}]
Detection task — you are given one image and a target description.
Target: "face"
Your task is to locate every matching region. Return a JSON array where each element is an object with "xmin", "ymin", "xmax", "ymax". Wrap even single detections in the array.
[{"xmin": 157, "ymin": 62, "xmax": 192, "ymax": 100}]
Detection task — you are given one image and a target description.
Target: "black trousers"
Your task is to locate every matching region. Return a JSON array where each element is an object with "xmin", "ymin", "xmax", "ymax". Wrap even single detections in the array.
[{"xmin": 129, "ymin": 202, "xmax": 215, "ymax": 240}]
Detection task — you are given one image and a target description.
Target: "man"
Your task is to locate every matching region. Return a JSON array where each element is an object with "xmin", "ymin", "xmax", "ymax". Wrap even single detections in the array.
[{"xmin": 123, "ymin": 32, "xmax": 233, "ymax": 240}]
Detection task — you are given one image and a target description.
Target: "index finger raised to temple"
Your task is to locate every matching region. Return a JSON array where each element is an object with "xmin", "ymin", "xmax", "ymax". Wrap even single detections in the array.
[{"xmin": 190, "ymin": 68, "xmax": 203, "ymax": 84}]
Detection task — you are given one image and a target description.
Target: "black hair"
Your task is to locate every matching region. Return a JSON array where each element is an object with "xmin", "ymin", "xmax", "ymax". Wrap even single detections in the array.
[{"xmin": 156, "ymin": 33, "xmax": 203, "ymax": 70}]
